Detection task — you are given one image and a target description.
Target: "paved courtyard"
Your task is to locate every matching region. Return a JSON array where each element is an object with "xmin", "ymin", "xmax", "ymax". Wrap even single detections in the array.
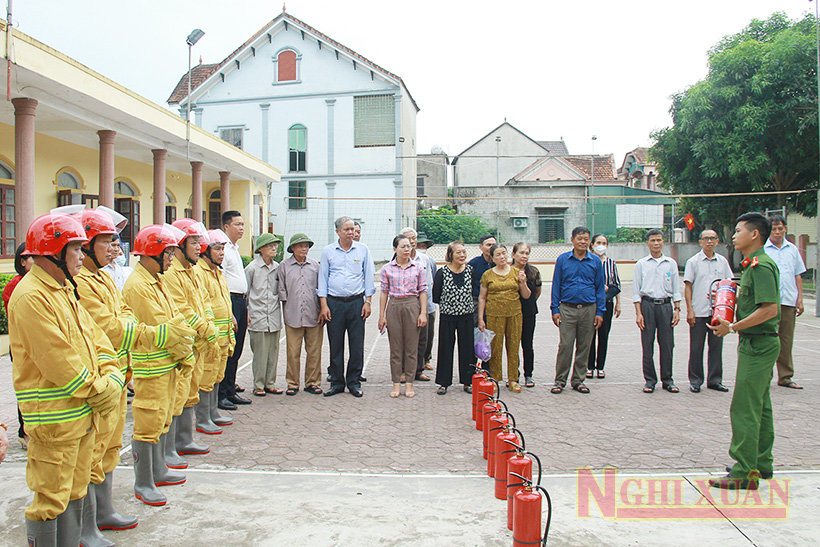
[{"xmin": 1, "ymin": 282, "xmax": 818, "ymax": 545}]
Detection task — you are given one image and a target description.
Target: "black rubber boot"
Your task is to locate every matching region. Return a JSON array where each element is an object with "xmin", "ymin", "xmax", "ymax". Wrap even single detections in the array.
[{"xmin": 95, "ymin": 470, "xmax": 138, "ymax": 531}]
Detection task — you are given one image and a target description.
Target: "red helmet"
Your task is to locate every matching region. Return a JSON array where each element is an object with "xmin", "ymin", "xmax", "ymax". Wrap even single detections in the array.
[
  {"xmin": 24, "ymin": 213, "xmax": 88, "ymax": 256},
  {"xmin": 171, "ymin": 218, "xmax": 208, "ymax": 241},
  {"xmin": 201, "ymin": 229, "xmax": 230, "ymax": 254},
  {"xmin": 133, "ymin": 224, "xmax": 185, "ymax": 256},
  {"xmin": 80, "ymin": 209, "xmax": 118, "ymax": 241}
]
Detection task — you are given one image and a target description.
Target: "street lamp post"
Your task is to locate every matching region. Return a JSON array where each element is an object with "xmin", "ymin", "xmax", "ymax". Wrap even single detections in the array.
[
  {"xmin": 591, "ymin": 135, "xmax": 597, "ymax": 233},
  {"xmin": 186, "ymin": 29, "xmax": 205, "ymax": 159},
  {"xmin": 496, "ymin": 135, "xmax": 501, "ymax": 236}
]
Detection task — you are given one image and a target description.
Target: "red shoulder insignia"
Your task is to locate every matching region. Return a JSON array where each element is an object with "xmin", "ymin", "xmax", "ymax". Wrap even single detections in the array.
[
  {"xmin": 751, "ymin": 257, "xmax": 759, "ymax": 267},
  {"xmin": 741, "ymin": 257, "xmax": 751, "ymax": 268}
]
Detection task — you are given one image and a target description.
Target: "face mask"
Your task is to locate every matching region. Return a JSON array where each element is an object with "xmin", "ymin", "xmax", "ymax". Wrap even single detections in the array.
[
  {"xmin": 114, "ymin": 255, "xmax": 126, "ymax": 267},
  {"xmin": 417, "ymin": 248, "xmax": 427, "ymax": 254},
  {"xmin": 594, "ymin": 245, "xmax": 607, "ymax": 256}
]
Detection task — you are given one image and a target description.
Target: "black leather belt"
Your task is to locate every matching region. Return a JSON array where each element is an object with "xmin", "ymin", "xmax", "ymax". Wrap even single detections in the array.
[
  {"xmin": 230, "ymin": 292, "xmax": 247, "ymax": 299},
  {"xmin": 562, "ymin": 302, "xmax": 594, "ymax": 309},
  {"xmin": 642, "ymin": 296, "xmax": 671, "ymax": 305},
  {"xmin": 739, "ymin": 332, "xmax": 779, "ymax": 338},
  {"xmin": 329, "ymin": 292, "xmax": 365, "ymax": 303}
]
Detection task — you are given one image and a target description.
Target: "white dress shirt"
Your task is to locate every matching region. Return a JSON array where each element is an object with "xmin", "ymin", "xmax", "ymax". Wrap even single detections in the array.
[
  {"xmin": 223, "ymin": 239, "xmax": 248, "ymax": 294},
  {"xmin": 683, "ymin": 251, "xmax": 733, "ymax": 317},
  {"xmin": 632, "ymin": 254, "xmax": 681, "ymax": 302}
]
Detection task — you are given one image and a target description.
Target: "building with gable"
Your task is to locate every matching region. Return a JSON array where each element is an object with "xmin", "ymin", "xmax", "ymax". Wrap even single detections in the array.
[
  {"xmin": 168, "ymin": 10, "xmax": 418, "ymax": 260},
  {"xmin": 618, "ymin": 147, "xmax": 658, "ymax": 191},
  {"xmin": 452, "ymin": 122, "xmax": 672, "ymax": 243}
]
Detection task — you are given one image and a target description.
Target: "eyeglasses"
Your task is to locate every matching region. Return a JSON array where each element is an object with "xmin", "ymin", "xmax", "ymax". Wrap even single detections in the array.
[{"xmin": 700, "ymin": 237, "xmax": 718, "ymax": 241}]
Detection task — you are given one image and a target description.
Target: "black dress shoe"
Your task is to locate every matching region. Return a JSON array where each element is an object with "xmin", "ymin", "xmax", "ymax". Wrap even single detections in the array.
[
  {"xmin": 349, "ymin": 387, "xmax": 363, "ymax": 398},
  {"xmin": 235, "ymin": 384, "xmax": 245, "ymax": 393},
  {"xmin": 708, "ymin": 384, "xmax": 729, "ymax": 392},
  {"xmin": 725, "ymin": 465, "xmax": 772, "ymax": 479},
  {"xmin": 218, "ymin": 398, "xmax": 237, "ymax": 411},
  {"xmin": 324, "ymin": 386, "xmax": 345, "ymax": 397},
  {"xmin": 359, "ymin": 376, "xmax": 367, "ymax": 382},
  {"xmin": 709, "ymin": 474, "xmax": 758, "ymax": 490},
  {"xmin": 690, "ymin": 385, "xmax": 701, "ymax": 393},
  {"xmin": 227, "ymin": 394, "xmax": 251, "ymax": 405}
]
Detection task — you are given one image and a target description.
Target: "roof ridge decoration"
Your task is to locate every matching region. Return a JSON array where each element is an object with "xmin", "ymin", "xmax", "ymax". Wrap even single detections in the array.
[{"xmin": 167, "ymin": 12, "xmax": 417, "ymax": 110}]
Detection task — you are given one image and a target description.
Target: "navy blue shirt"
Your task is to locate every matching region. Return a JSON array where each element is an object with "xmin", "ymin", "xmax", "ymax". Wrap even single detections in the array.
[
  {"xmin": 550, "ymin": 250, "xmax": 606, "ymax": 317},
  {"xmin": 468, "ymin": 255, "xmax": 494, "ymax": 298}
]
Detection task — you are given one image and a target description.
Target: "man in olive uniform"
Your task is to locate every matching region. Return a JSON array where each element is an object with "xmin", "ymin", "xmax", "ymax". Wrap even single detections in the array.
[{"xmin": 709, "ymin": 212, "xmax": 780, "ymax": 490}]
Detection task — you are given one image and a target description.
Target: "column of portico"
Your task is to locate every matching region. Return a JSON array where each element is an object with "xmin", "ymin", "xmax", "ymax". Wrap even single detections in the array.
[
  {"xmin": 152, "ymin": 149, "xmax": 167, "ymax": 224},
  {"xmin": 220, "ymin": 171, "xmax": 231, "ymax": 215},
  {"xmin": 98, "ymin": 130, "xmax": 117, "ymax": 209},
  {"xmin": 191, "ymin": 162, "xmax": 203, "ymax": 222},
  {"xmin": 13, "ymin": 98, "xmax": 37, "ymax": 246}
]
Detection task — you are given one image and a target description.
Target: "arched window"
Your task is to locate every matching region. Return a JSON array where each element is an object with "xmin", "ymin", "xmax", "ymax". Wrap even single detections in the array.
[
  {"xmin": 57, "ymin": 169, "xmax": 82, "ymax": 190},
  {"xmin": 114, "ymin": 179, "xmax": 140, "ymax": 249},
  {"xmin": 278, "ymin": 50, "xmax": 297, "ymax": 82},
  {"xmin": 0, "ymin": 157, "xmax": 13, "ymax": 181},
  {"xmin": 289, "ymin": 124, "xmax": 306, "ymax": 172},
  {"xmin": 165, "ymin": 190, "xmax": 177, "ymax": 224},
  {"xmin": 208, "ymin": 189, "xmax": 221, "ymax": 230}
]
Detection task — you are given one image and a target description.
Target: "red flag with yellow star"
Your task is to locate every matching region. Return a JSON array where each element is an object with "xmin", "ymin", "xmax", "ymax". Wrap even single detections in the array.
[{"xmin": 684, "ymin": 213, "xmax": 695, "ymax": 231}]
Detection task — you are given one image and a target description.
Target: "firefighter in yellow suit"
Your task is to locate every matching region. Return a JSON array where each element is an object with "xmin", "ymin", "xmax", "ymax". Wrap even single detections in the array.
[
  {"xmin": 10, "ymin": 213, "xmax": 125, "ymax": 547},
  {"xmin": 121, "ymin": 224, "xmax": 196, "ymax": 507},
  {"xmin": 195, "ymin": 229, "xmax": 237, "ymax": 428},
  {"xmin": 163, "ymin": 219, "xmax": 220, "ymax": 455}
]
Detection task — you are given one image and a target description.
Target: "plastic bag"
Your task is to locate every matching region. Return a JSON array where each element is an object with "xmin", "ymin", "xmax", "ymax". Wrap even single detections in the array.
[{"xmin": 474, "ymin": 327, "xmax": 495, "ymax": 361}]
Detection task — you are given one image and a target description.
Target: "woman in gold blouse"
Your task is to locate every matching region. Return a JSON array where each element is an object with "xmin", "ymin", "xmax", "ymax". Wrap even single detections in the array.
[{"xmin": 478, "ymin": 244, "xmax": 531, "ymax": 392}]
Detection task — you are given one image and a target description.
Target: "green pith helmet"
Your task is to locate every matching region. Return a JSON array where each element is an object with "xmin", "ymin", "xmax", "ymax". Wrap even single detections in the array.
[
  {"xmin": 287, "ymin": 233, "xmax": 314, "ymax": 253},
  {"xmin": 254, "ymin": 233, "xmax": 282, "ymax": 253}
]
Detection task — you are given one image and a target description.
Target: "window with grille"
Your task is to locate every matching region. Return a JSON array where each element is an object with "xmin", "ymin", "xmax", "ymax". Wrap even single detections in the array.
[
  {"xmin": 115, "ymin": 197, "xmax": 139, "ymax": 249},
  {"xmin": 537, "ymin": 208, "xmax": 566, "ymax": 243},
  {"xmin": 289, "ymin": 181, "xmax": 306, "ymax": 210},
  {"xmin": 289, "ymin": 125, "xmax": 306, "ymax": 172},
  {"xmin": 0, "ymin": 185, "xmax": 15, "ymax": 258},
  {"xmin": 354, "ymin": 95, "xmax": 395, "ymax": 147},
  {"xmin": 219, "ymin": 127, "xmax": 244, "ymax": 149},
  {"xmin": 417, "ymin": 176, "xmax": 425, "ymax": 196}
]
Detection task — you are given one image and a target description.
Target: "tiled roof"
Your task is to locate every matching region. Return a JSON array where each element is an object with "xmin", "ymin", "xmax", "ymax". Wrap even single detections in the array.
[
  {"xmin": 631, "ymin": 147, "xmax": 649, "ymax": 164},
  {"xmin": 167, "ymin": 63, "xmax": 220, "ymax": 105},
  {"xmin": 167, "ymin": 11, "xmax": 416, "ymax": 109},
  {"xmin": 536, "ymin": 140, "xmax": 569, "ymax": 155},
  {"xmin": 562, "ymin": 155, "xmax": 617, "ymax": 181}
]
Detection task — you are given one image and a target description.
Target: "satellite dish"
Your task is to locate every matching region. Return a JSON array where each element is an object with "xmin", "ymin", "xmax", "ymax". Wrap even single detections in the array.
[{"xmin": 431, "ymin": 145, "xmax": 444, "ymax": 155}]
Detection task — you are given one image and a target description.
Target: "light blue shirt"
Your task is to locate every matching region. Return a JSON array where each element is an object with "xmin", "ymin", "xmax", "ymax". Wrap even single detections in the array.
[
  {"xmin": 414, "ymin": 251, "xmax": 437, "ymax": 313},
  {"xmin": 764, "ymin": 239, "xmax": 806, "ymax": 307},
  {"xmin": 632, "ymin": 254, "xmax": 682, "ymax": 303},
  {"xmin": 317, "ymin": 239, "xmax": 376, "ymax": 298}
]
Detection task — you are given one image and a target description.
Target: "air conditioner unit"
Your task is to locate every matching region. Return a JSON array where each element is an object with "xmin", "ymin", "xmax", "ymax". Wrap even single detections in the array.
[{"xmin": 512, "ymin": 217, "xmax": 528, "ymax": 229}]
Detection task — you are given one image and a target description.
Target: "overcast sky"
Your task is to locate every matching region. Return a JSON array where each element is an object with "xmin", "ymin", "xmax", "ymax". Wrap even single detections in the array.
[{"xmin": 8, "ymin": 0, "xmax": 811, "ymax": 165}]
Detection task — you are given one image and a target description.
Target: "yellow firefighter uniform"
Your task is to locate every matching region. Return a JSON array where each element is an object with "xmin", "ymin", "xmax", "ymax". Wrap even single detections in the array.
[
  {"xmin": 195, "ymin": 259, "xmax": 236, "ymax": 388},
  {"xmin": 121, "ymin": 262, "xmax": 194, "ymax": 443},
  {"xmin": 9, "ymin": 265, "xmax": 125, "ymax": 521},
  {"xmin": 164, "ymin": 256, "xmax": 218, "ymax": 412}
]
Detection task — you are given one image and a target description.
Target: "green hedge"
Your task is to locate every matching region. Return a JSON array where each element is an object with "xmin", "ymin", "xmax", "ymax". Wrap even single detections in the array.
[{"xmin": 0, "ymin": 274, "xmax": 14, "ymax": 335}]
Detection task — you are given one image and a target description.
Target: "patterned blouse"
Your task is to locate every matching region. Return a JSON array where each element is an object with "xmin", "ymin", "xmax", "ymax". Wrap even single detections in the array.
[
  {"xmin": 481, "ymin": 267, "xmax": 523, "ymax": 318},
  {"xmin": 433, "ymin": 264, "xmax": 474, "ymax": 319}
]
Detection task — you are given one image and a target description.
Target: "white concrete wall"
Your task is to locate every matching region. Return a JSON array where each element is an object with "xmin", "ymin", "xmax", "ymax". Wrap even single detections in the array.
[{"xmin": 455, "ymin": 124, "xmax": 545, "ymax": 187}]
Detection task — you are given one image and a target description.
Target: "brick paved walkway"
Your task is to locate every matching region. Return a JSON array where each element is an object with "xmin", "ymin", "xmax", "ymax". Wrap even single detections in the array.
[{"xmin": 2, "ymin": 282, "xmax": 816, "ymax": 475}]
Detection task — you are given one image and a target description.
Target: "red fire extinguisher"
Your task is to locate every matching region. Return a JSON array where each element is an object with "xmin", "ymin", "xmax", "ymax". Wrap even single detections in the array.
[
  {"xmin": 481, "ymin": 398, "xmax": 506, "ymax": 459},
  {"xmin": 487, "ymin": 413, "xmax": 516, "ymax": 478},
  {"xmin": 710, "ymin": 278, "xmax": 739, "ymax": 326},
  {"xmin": 494, "ymin": 427, "xmax": 522, "ymax": 500},
  {"xmin": 471, "ymin": 366, "xmax": 488, "ymax": 421},
  {"xmin": 509, "ymin": 472, "xmax": 552, "ymax": 547},
  {"xmin": 503, "ymin": 436, "xmax": 543, "ymax": 531},
  {"xmin": 475, "ymin": 376, "xmax": 496, "ymax": 431}
]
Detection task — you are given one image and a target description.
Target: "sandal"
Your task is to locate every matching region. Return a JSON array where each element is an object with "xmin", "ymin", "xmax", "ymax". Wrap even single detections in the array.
[
  {"xmin": 405, "ymin": 388, "xmax": 416, "ymax": 398},
  {"xmin": 586, "ymin": 370, "xmax": 594, "ymax": 378},
  {"xmin": 509, "ymin": 382, "xmax": 522, "ymax": 393},
  {"xmin": 265, "ymin": 387, "xmax": 284, "ymax": 395},
  {"xmin": 663, "ymin": 384, "xmax": 679, "ymax": 393},
  {"xmin": 463, "ymin": 385, "xmax": 472, "ymax": 393},
  {"xmin": 437, "ymin": 386, "xmax": 448, "ymax": 395},
  {"xmin": 643, "ymin": 385, "xmax": 655, "ymax": 393},
  {"xmin": 285, "ymin": 387, "xmax": 298, "ymax": 396},
  {"xmin": 525, "ymin": 377, "xmax": 535, "ymax": 388},
  {"xmin": 597, "ymin": 371, "xmax": 605, "ymax": 379},
  {"xmin": 253, "ymin": 389, "xmax": 266, "ymax": 397},
  {"xmin": 389, "ymin": 389, "xmax": 400, "ymax": 398},
  {"xmin": 573, "ymin": 384, "xmax": 590, "ymax": 394},
  {"xmin": 303, "ymin": 385, "xmax": 323, "ymax": 395},
  {"xmin": 550, "ymin": 385, "xmax": 564, "ymax": 394}
]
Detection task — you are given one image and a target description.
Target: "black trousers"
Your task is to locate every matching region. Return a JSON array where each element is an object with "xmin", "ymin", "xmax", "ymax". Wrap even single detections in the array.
[
  {"xmin": 520, "ymin": 313, "xmax": 537, "ymax": 378},
  {"xmin": 640, "ymin": 300, "xmax": 675, "ymax": 387},
  {"xmin": 588, "ymin": 300, "xmax": 614, "ymax": 371},
  {"xmin": 688, "ymin": 316, "xmax": 724, "ymax": 388},
  {"xmin": 326, "ymin": 295, "xmax": 365, "ymax": 391},
  {"xmin": 219, "ymin": 293, "xmax": 248, "ymax": 399},
  {"xmin": 435, "ymin": 316, "xmax": 474, "ymax": 387}
]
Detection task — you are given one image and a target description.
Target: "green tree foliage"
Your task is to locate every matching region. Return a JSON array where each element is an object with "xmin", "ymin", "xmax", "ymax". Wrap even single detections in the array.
[
  {"xmin": 651, "ymin": 12, "xmax": 818, "ymax": 232},
  {"xmin": 417, "ymin": 206, "xmax": 496, "ymax": 244},
  {"xmin": 609, "ymin": 228, "xmax": 649, "ymax": 243}
]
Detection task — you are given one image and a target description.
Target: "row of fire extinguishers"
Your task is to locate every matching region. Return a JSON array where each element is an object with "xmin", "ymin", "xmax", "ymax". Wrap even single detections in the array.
[{"xmin": 471, "ymin": 367, "xmax": 552, "ymax": 547}]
